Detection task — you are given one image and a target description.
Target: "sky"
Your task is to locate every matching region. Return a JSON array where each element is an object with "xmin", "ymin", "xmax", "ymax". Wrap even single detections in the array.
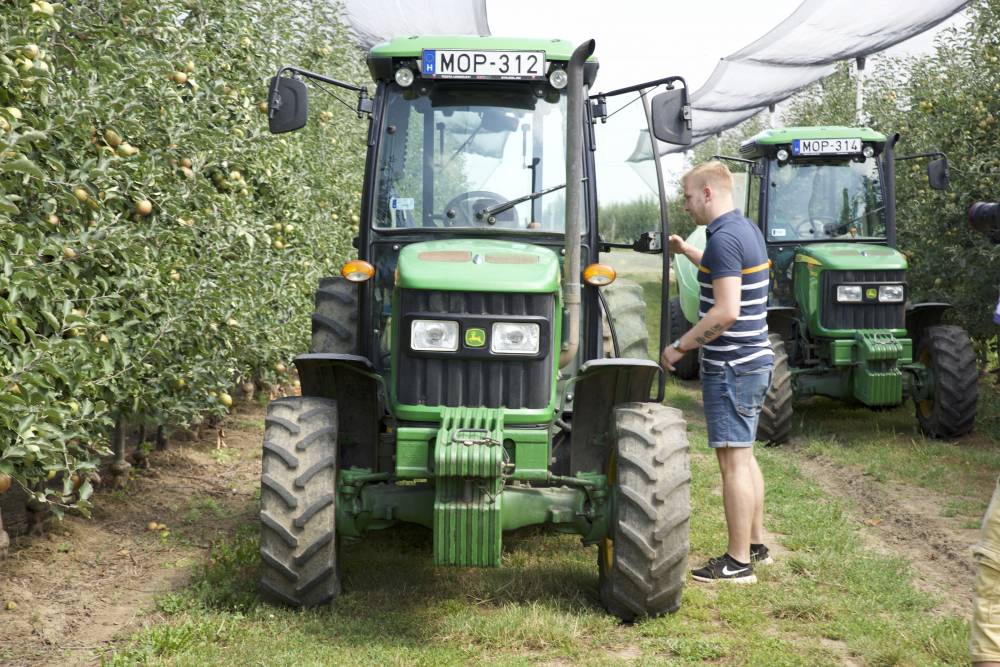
[{"xmin": 487, "ymin": 0, "xmax": 969, "ymax": 201}]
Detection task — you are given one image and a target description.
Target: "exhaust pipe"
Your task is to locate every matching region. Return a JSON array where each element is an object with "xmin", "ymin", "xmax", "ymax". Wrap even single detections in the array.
[{"xmin": 559, "ymin": 39, "xmax": 595, "ymax": 368}]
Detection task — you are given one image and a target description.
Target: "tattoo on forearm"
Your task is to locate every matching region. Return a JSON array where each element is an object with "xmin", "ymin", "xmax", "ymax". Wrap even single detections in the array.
[{"xmin": 694, "ymin": 323, "xmax": 724, "ymax": 347}]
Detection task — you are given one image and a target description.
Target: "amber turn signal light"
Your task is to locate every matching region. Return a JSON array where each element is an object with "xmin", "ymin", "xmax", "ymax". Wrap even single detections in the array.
[
  {"xmin": 341, "ymin": 259, "xmax": 375, "ymax": 283},
  {"xmin": 583, "ymin": 263, "xmax": 616, "ymax": 287}
]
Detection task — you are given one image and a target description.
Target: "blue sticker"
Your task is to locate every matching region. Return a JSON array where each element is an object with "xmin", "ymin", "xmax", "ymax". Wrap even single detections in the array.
[
  {"xmin": 791, "ymin": 139, "xmax": 800, "ymax": 155},
  {"xmin": 422, "ymin": 50, "xmax": 436, "ymax": 76}
]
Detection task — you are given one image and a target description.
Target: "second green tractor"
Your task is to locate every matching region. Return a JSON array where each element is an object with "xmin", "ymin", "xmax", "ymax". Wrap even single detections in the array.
[{"xmin": 671, "ymin": 126, "xmax": 978, "ymax": 443}]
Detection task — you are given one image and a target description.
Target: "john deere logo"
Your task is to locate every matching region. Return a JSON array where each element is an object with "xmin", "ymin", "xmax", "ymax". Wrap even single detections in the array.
[
  {"xmin": 865, "ymin": 287, "xmax": 878, "ymax": 300},
  {"xmin": 465, "ymin": 328, "xmax": 486, "ymax": 347}
]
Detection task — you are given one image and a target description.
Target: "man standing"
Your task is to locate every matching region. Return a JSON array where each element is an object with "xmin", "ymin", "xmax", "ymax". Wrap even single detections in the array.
[{"xmin": 661, "ymin": 161, "xmax": 774, "ymax": 584}]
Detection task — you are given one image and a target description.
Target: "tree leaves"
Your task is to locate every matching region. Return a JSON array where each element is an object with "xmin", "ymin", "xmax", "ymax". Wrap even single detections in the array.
[{"xmin": 0, "ymin": 0, "xmax": 367, "ymax": 508}]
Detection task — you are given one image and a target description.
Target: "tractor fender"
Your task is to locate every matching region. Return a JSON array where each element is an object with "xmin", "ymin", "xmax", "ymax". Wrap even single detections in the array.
[
  {"xmin": 293, "ymin": 353, "xmax": 381, "ymax": 470},
  {"xmin": 766, "ymin": 306, "xmax": 797, "ymax": 346},
  {"xmin": 567, "ymin": 358, "xmax": 662, "ymax": 475},
  {"xmin": 905, "ymin": 302, "xmax": 951, "ymax": 352}
]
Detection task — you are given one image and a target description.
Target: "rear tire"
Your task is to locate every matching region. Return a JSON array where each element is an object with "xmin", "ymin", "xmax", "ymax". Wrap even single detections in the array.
[
  {"xmin": 757, "ymin": 334, "xmax": 793, "ymax": 445},
  {"xmin": 311, "ymin": 277, "xmax": 358, "ymax": 354},
  {"xmin": 667, "ymin": 296, "xmax": 699, "ymax": 380},
  {"xmin": 601, "ymin": 279, "xmax": 650, "ymax": 360},
  {"xmin": 259, "ymin": 396, "xmax": 341, "ymax": 607},
  {"xmin": 915, "ymin": 325, "xmax": 978, "ymax": 438},
  {"xmin": 599, "ymin": 403, "xmax": 690, "ymax": 622}
]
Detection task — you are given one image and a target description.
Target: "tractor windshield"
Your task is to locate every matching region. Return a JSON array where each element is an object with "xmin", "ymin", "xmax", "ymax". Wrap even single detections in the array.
[
  {"xmin": 765, "ymin": 158, "xmax": 886, "ymax": 242},
  {"xmin": 373, "ymin": 83, "xmax": 571, "ymax": 232}
]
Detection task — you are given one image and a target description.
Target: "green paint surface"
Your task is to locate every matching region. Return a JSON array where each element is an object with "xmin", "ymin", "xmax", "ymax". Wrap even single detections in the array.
[
  {"xmin": 741, "ymin": 126, "xmax": 887, "ymax": 156},
  {"xmin": 397, "ymin": 239, "xmax": 561, "ymax": 293},
  {"xmin": 795, "ymin": 243, "xmax": 907, "ymax": 271},
  {"xmin": 369, "ymin": 36, "xmax": 597, "ymax": 62}
]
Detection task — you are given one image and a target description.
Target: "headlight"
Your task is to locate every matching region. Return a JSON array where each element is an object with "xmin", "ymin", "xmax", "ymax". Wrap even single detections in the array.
[
  {"xmin": 837, "ymin": 285, "xmax": 862, "ymax": 303},
  {"xmin": 491, "ymin": 322, "xmax": 540, "ymax": 355},
  {"xmin": 878, "ymin": 285, "xmax": 905, "ymax": 303},
  {"xmin": 411, "ymin": 319, "xmax": 459, "ymax": 352}
]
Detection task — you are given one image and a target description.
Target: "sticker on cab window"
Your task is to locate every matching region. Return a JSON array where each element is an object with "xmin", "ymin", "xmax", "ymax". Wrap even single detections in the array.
[
  {"xmin": 771, "ymin": 228, "xmax": 786, "ymax": 237},
  {"xmin": 390, "ymin": 197, "xmax": 414, "ymax": 211}
]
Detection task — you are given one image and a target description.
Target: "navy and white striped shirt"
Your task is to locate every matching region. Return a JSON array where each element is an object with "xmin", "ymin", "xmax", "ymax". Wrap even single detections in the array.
[{"xmin": 698, "ymin": 210, "xmax": 773, "ymax": 371}]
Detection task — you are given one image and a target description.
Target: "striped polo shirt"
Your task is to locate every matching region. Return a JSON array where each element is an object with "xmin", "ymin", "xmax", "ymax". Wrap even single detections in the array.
[{"xmin": 698, "ymin": 210, "xmax": 773, "ymax": 371}]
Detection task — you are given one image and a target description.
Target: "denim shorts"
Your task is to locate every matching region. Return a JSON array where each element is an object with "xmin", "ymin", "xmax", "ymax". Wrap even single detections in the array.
[{"xmin": 701, "ymin": 361, "xmax": 773, "ymax": 448}]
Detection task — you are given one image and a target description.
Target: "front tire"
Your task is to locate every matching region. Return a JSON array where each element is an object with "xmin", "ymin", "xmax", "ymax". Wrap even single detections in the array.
[
  {"xmin": 915, "ymin": 325, "xmax": 978, "ymax": 438},
  {"xmin": 601, "ymin": 279, "xmax": 650, "ymax": 360},
  {"xmin": 599, "ymin": 403, "xmax": 690, "ymax": 622},
  {"xmin": 757, "ymin": 334, "xmax": 793, "ymax": 445},
  {"xmin": 259, "ymin": 396, "xmax": 341, "ymax": 607},
  {"xmin": 311, "ymin": 277, "xmax": 358, "ymax": 354}
]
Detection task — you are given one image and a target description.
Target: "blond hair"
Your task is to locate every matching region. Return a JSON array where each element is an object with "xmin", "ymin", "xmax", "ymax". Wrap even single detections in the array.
[{"xmin": 682, "ymin": 160, "xmax": 733, "ymax": 194}]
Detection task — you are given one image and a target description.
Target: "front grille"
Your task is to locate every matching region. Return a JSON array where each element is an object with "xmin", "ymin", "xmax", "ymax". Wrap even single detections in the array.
[
  {"xmin": 821, "ymin": 270, "xmax": 906, "ymax": 330},
  {"xmin": 396, "ymin": 289, "xmax": 554, "ymax": 409}
]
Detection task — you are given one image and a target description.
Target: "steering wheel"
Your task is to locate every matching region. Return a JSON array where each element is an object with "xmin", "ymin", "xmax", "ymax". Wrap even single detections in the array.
[
  {"xmin": 792, "ymin": 215, "xmax": 839, "ymax": 238},
  {"xmin": 443, "ymin": 190, "xmax": 519, "ymax": 228}
]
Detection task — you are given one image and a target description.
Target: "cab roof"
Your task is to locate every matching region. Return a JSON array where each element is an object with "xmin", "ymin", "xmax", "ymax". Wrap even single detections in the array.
[
  {"xmin": 368, "ymin": 36, "xmax": 595, "ymax": 62},
  {"xmin": 739, "ymin": 126, "xmax": 887, "ymax": 158},
  {"xmin": 366, "ymin": 35, "xmax": 599, "ymax": 85}
]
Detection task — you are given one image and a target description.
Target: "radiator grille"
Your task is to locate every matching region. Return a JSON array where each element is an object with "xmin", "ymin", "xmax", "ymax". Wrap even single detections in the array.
[
  {"xmin": 820, "ymin": 270, "xmax": 906, "ymax": 330},
  {"xmin": 396, "ymin": 290, "xmax": 554, "ymax": 409}
]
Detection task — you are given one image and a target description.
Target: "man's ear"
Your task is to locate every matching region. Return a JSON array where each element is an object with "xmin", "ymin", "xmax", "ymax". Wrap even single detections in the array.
[{"xmin": 702, "ymin": 185, "xmax": 713, "ymax": 202}]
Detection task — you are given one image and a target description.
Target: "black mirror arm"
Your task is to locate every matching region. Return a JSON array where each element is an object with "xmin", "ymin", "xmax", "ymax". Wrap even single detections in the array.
[
  {"xmin": 274, "ymin": 66, "xmax": 365, "ymax": 93},
  {"xmin": 590, "ymin": 76, "xmax": 691, "ymax": 128},
  {"xmin": 271, "ymin": 66, "xmax": 372, "ymax": 119},
  {"xmin": 713, "ymin": 154, "xmax": 754, "ymax": 165},
  {"xmin": 592, "ymin": 75, "xmax": 688, "ymax": 99}
]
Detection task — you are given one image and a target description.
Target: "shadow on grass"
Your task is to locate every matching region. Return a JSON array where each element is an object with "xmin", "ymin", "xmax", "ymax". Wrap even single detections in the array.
[{"xmin": 178, "ymin": 519, "xmax": 608, "ymax": 649}]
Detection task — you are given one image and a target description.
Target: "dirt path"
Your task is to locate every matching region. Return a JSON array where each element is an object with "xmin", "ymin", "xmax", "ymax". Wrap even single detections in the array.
[
  {"xmin": 786, "ymin": 445, "xmax": 978, "ymax": 617},
  {"xmin": 0, "ymin": 403, "xmax": 266, "ymax": 666}
]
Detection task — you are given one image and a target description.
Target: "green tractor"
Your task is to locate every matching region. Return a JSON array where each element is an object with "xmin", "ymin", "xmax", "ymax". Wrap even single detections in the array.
[
  {"xmin": 259, "ymin": 37, "xmax": 695, "ymax": 619},
  {"xmin": 670, "ymin": 126, "xmax": 978, "ymax": 443}
]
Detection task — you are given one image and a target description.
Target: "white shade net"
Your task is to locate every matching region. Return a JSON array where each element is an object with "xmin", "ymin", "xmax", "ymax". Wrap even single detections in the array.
[
  {"xmin": 341, "ymin": 0, "xmax": 490, "ymax": 50},
  {"xmin": 660, "ymin": 0, "xmax": 970, "ymax": 154},
  {"xmin": 337, "ymin": 0, "xmax": 967, "ymax": 157}
]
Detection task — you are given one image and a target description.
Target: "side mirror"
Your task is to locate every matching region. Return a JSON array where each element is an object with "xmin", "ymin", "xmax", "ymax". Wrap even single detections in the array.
[
  {"xmin": 633, "ymin": 231, "xmax": 663, "ymax": 254},
  {"xmin": 928, "ymin": 156, "xmax": 950, "ymax": 191},
  {"xmin": 649, "ymin": 88, "xmax": 691, "ymax": 146},
  {"xmin": 267, "ymin": 76, "xmax": 309, "ymax": 134}
]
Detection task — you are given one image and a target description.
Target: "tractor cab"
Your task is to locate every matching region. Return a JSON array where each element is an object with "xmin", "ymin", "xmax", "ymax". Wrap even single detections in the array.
[
  {"xmin": 670, "ymin": 125, "xmax": 976, "ymax": 444},
  {"xmin": 738, "ymin": 127, "xmax": 892, "ymax": 306}
]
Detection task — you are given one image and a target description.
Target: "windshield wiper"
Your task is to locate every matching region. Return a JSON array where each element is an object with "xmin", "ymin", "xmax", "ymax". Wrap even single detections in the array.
[{"xmin": 477, "ymin": 183, "xmax": 567, "ymax": 223}]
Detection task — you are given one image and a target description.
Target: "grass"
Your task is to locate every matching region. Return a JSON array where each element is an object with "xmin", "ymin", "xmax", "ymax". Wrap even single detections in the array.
[
  {"xmin": 103, "ymin": 276, "xmax": 979, "ymax": 664},
  {"xmin": 791, "ymin": 389, "xmax": 1000, "ymax": 523},
  {"xmin": 104, "ymin": 400, "xmax": 969, "ymax": 666}
]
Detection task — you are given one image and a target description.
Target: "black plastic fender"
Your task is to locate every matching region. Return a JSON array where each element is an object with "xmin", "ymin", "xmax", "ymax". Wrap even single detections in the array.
[
  {"xmin": 568, "ymin": 358, "xmax": 662, "ymax": 476},
  {"xmin": 906, "ymin": 302, "xmax": 951, "ymax": 353},
  {"xmin": 293, "ymin": 353, "xmax": 380, "ymax": 470}
]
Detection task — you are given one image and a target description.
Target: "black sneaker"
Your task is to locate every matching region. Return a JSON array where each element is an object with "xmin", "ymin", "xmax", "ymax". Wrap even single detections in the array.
[
  {"xmin": 750, "ymin": 543, "xmax": 774, "ymax": 565},
  {"xmin": 691, "ymin": 553, "xmax": 756, "ymax": 584}
]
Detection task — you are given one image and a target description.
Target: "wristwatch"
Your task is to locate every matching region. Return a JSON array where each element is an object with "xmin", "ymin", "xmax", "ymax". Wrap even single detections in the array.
[{"xmin": 671, "ymin": 338, "xmax": 684, "ymax": 352}]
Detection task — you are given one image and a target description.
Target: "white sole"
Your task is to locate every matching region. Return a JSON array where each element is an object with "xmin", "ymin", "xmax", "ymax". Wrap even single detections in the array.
[
  {"xmin": 691, "ymin": 573, "xmax": 758, "ymax": 584},
  {"xmin": 754, "ymin": 556, "xmax": 774, "ymax": 565}
]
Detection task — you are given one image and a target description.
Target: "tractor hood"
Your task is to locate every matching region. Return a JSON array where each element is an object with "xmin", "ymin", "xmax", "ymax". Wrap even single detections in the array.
[
  {"xmin": 396, "ymin": 239, "xmax": 561, "ymax": 293},
  {"xmin": 794, "ymin": 243, "xmax": 907, "ymax": 271}
]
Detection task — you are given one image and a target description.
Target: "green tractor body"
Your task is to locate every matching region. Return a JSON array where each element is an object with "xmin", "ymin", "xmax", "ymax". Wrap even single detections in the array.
[
  {"xmin": 259, "ymin": 36, "xmax": 695, "ymax": 619},
  {"xmin": 672, "ymin": 125, "xmax": 977, "ymax": 442}
]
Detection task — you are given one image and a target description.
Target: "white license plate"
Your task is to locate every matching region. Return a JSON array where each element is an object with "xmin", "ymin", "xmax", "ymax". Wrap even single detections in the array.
[
  {"xmin": 421, "ymin": 49, "xmax": 546, "ymax": 80},
  {"xmin": 792, "ymin": 137, "xmax": 862, "ymax": 155}
]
